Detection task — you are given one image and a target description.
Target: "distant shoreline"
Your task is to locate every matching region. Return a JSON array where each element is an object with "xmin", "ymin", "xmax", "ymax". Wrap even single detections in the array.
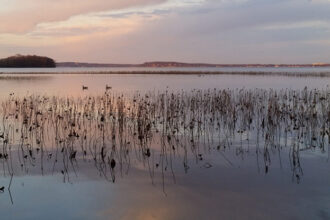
[
  {"xmin": 0, "ymin": 55, "xmax": 55, "ymax": 68},
  {"xmin": 56, "ymin": 61, "xmax": 330, "ymax": 68},
  {"xmin": 1, "ymin": 55, "xmax": 329, "ymax": 68}
]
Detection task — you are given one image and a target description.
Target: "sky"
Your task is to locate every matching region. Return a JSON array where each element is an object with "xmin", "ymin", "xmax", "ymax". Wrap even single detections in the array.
[{"xmin": 0, "ymin": 0, "xmax": 330, "ymax": 64}]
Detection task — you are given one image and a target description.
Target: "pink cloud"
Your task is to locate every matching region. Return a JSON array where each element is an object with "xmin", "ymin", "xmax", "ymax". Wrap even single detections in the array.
[{"xmin": 0, "ymin": 0, "xmax": 164, "ymax": 33}]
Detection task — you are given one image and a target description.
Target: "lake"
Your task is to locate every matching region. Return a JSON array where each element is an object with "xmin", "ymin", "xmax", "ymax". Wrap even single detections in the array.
[
  {"xmin": 0, "ymin": 68, "xmax": 329, "ymax": 220},
  {"xmin": 1, "ymin": 66, "xmax": 330, "ymax": 73}
]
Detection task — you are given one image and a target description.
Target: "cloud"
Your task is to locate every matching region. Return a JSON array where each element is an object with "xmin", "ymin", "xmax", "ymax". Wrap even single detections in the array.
[
  {"xmin": 1, "ymin": 0, "xmax": 330, "ymax": 63},
  {"xmin": 0, "ymin": 0, "xmax": 165, "ymax": 33}
]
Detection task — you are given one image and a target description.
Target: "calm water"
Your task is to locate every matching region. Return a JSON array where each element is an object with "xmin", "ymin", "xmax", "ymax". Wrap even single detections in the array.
[
  {"xmin": 0, "ymin": 69, "xmax": 329, "ymax": 220},
  {"xmin": 1, "ymin": 66, "xmax": 330, "ymax": 73},
  {"xmin": 0, "ymin": 73, "xmax": 329, "ymax": 98}
]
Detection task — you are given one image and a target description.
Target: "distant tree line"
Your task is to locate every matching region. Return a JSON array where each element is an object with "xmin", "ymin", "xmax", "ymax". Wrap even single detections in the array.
[{"xmin": 0, "ymin": 55, "xmax": 56, "ymax": 68}]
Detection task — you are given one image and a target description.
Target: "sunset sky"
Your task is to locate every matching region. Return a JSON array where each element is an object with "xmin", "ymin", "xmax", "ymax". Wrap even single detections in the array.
[{"xmin": 0, "ymin": 0, "xmax": 330, "ymax": 64}]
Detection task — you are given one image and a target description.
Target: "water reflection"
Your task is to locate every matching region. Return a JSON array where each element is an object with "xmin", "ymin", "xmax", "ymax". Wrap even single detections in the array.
[
  {"xmin": 0, "ymin": 88, "xmax": 328, "ymax": 183},
  {"xmin": 0, "ymin": 73, "xmax": 329, "ymax": 100},
  {"xmin": 0, "ymin": 85, "xmax": 329, "ymax": 219},
  {"xmin": 0, "ymin": 75, "xmax": 52, "ymax": 81}
]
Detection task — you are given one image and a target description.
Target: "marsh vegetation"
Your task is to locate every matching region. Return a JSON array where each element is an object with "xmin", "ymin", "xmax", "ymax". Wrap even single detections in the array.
[
  {"xmin": 0, "ymin": 87, "xmax": 328, "ymax": 189},
  {"xmin": 0, "ymin": 71, "xmax": 329, "ymax": 220}
]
